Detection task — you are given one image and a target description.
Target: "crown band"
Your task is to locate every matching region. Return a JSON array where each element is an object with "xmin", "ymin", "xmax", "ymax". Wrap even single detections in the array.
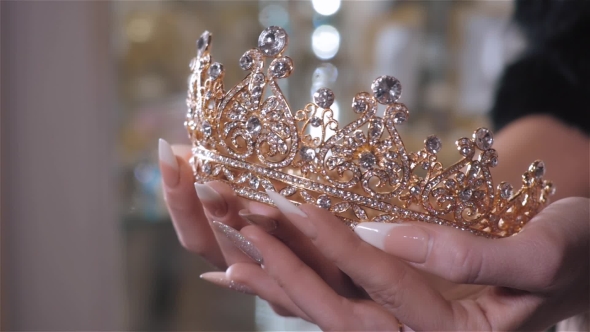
[{"xmin": 186, "ymin": 26, "xmax": 554, "ymax": 238}]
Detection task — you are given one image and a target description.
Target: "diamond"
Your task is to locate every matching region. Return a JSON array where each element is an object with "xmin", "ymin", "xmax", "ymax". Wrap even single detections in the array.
[
  {"xmin": 425, "ymin": 135, "xmax": 442, "ymax": 154},
  {"xmin": 300, "ymin": 146, "xmax": 316, "ymax": 161},
  {"xmin": 257, "ymin": 26, "xmax": 288, "ymax": 57},
  {"xmin": 310, "ymin": 116, "xmax": 322, "ymax": 127},
  {"xmin": 352, "ymin": 99, "xmax": 367, "ymax": 113},
  {"xmin": 196, "ymin": 31, "xmax": 211, "ymax": 56},
  {"xmin": 410, "ymin": 185, "xmax": 420, "ymax": 195},
  {"xmin": 481, "ymin": 149, "xmax": 498, "ymax": 167},
  {"xmin": 239, "ymin": 53, "xmax": 253, "ymax": 70},
  {"xmin": 202, "ymin": 162, "xmax": 212, "ymax": 175},
  {"xmin": 499, "ymin": 182, "xmax": 513, "ymax": 199},
  {"xmin": 473, "ymin": 128, "xmax": 493, "ymax": 150},
  {"xmin": 208, "ymin": 62, "xmax": 224, "ymax": 79},
  {"xmin": 246, "ymin": 116, "xmax": 262, "ymax": 135},
  {"xmin": 371, "ymin": 75, "xmax": 402, "ymax": 105},
  {"xmin": 445, "ymin": 179, "xmax": 456, "ymax": 189},
  {"xmin": 313, "ymin": 88, "xmax": 335, "ymax": 108},
  {"xmin": 530, "ymin": 161, "xmax": 545, "ymax": 179},
  {"xmin": 359, "ymin": 152, "xmax": 377, "ymax": 169},
  {"xmin": 202, "ymin": 121, "xmax": 212, "ymax": 138},
  {"xmin": 317, "ymin": 195, "xmax": 332, "ymax": 209},
  {"xmin": 269, "ymin": 57, "xmax": 293, "ymax": 78},
  {"xmin": 459, "ymin": 188, "xmax": 473, "ymax": 201},
  {"xmin": 369, "ymin": 119, "xmax": 383, "ymax": 140}
]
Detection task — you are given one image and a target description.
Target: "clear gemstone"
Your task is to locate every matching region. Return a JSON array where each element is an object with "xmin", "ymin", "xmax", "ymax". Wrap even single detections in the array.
[
  {"xmin": 202, "ymin": 162, "xmax": 212, "ymax": 174},
  {"xmin": 313, "ymin": 88, "xmax": 335, "ymax": 108},
  {"xmin": 410, "ymin": 185, "xmax": 420, "ymax": 195},
  {"xmin": 246, "ymin": 116, "xmax": 262, "ymax": 135},
  {"xmin": 208, "ymin": 62, "xmax": 223, "ymax": 79},
  {"xmin": 196, "ymin": 31, "xmax": 211, "ymax": 56},
  {"xmin": 253, "ymin": 73, "xmax": 265, "ymax": 83},
  {"xmin": 393, "ymin": 109, "xmax": 407, "ymax": 124},
  {"xmin": 251, "ymin": 86, "xmax": 262, "ymax": 97},
  {"xmin": 239, "ymin": 53, "xmax": 253, "ymax": 70},
  {"xmin": 359, "ymin": 152, "xmax": 377, "ymax": 168},
  {"xmin": 371, "ymin": 75, "xmax": 402, "ymax": 104},
  {"xmin": 473, "ymin": 128, "xmax": 494, "ymax": 150},
  {"xmin": 270, "ymin": 57, "xmax": 293, "ymax": 78},
  {"xmin": 459, "ymin": 146, "xmax": 472, "ymax": 156},
  {"xmin": 445, "ymin": 179, "xmax": 456, "ymax": 189},
  {"xmin": 499, "ymin": 182, "xmax": 513, "ymax": 199},
  {"xmin": 425, "ymin": 135, "xmax": 442, "ymax": 154},
  {"xmin": 531, "ymin": 161, "xmax": 545, "ymax": 179},
  {"xmin": 317, "ymin": 195, "xmax": 332, "ymax": 209},
  {"xmin": 459, "ymin": 188, "xmax": 473, "ymax": 201},
  {"xmin": 352, "ymin": 99, "xmax": 367, "ymax": 113},
  {"xmin": 310, "ymin": 116, "xmax": 322, "ymax": 127},
  {"xmin": 257, "ymin": 26, "xmax": 288, "ymax": 56},
  {"xmin": 369, "ymin": 120, "xmax": 383, "ymax": 140},
  {"xmin": 481, "ymin": 149, "xmax": 498, "ymax": 167},
  {"xmin": 249, "ymin": 176, "xmax": 260, "ymax": 189},
  {"xmin": 300, "ymin": 146, "xmax": 316, "ymax": 161},
  {"xmin": 202, "ymin": 121, "xmax": 212, "ymax": 138}
]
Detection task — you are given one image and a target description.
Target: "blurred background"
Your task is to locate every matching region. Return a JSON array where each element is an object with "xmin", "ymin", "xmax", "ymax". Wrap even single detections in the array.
[{"xmin": 1, "ymin": 1, "xmax": 524, "ymax": 330}]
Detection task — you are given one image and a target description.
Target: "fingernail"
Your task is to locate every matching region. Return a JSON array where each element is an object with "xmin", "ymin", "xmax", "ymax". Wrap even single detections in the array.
[
  {"xmin": 239, "ymin": 210, "xmax": 278, "ymax": 233},
  {"xmin": 211, "ymin": 221, "xmax": 263, "ymax": 264},
  {"xmin": 195, "ymin": 183, "xmax": 227, "ymax": 217},
  {"xmin": 200, "ymin": 272, "xmax": 255, "ymax": 295},
  {"xmin": 158, "ymin": 138, "xmax": 179, "ymax": 186},
  {"xmin": 354, "ymin": 222, "xmax": 429, "ymax": 263},
  {"xmin": 265, "ymin": 190, "xmax": 316, "ymax": 238}
]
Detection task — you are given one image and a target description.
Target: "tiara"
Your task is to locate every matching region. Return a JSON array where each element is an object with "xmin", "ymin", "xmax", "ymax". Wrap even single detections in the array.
[{"xmin": 185, "ymin": 26, "xmax": 554, "ymax": 238}]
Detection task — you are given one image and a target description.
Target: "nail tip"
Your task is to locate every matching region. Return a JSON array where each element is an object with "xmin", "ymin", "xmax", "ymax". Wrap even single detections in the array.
[{"xmin": 158, "ymin": 138, "xmax": 179, "ymax": 170}]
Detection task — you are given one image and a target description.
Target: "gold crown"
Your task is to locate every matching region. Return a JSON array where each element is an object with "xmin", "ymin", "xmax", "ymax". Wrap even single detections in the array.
[{"xmin": 185, "ymin": 26, "xmax": 554, "ymax": 238}]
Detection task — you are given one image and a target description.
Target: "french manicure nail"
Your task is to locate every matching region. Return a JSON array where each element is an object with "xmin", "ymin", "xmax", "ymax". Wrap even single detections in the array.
[
  {"xmin": 211, "ymin": 221, "xmax": 264, "ymax": 264},
  {"xmin": 195, "ymin": 183, "xmax": 226, "ymax": 217},
  {"xmin": 265, "ymin": 190, "xmax": 317, "ymax": 238},
  {"xmin": 158, "ymin": 139, "xmax": 179, "ymax": 186},
  {"xmin": 239, "ymin": 210, "xmax": 278, "ymax": 232},
  {"xmin": 200, "ymin": 272, "xmax": 255, "ymax": 295},
  {"xmin": 354, "ymin": 222, "xmax": 429, "ymax": 263}
]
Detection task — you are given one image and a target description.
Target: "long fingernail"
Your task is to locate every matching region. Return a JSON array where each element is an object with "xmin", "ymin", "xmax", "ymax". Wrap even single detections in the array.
[
  {"xmin": 354, "ymin": 222, "xmax": 429, "ymax": 263},
  {"xmin": 200, "ymin": 272, "xmax": 255, "ymax": 295},
  {"xmin": 195, "ymin": 183, "xmax": 227, "ymax": 217},
  {"xmin": 211, "ymin": 221, "xmax": 263, "ymax": 264},
  {"xmin": 239, "ymin": 210, "xmax": 278, "ymax": 233},
  {"xmin": 265, "ymin": 190, "xmax": 316, "ymax": 238},
  {"xmin": 158, "ymin": 138, "xmax": 179, "ymax": 186}
]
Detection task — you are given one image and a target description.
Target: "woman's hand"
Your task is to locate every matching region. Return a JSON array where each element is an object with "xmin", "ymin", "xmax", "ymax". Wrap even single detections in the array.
[{"xmin": 220, "ymin": 194, "xmax": 588, "ymax": 331}]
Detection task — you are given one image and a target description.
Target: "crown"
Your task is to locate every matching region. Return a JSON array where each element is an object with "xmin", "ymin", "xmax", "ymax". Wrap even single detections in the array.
[{"xmin": 185, "ymin": 26, "xmax": 554, "ymax": 238}]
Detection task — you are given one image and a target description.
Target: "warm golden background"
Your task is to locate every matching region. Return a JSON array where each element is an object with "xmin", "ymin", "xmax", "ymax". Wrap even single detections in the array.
[{"xmin": 1, "ymin": 1, "xmax": 521, "ymax": 330}]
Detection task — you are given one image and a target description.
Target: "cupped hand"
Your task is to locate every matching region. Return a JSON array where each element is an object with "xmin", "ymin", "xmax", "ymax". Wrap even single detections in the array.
[{"xmin": 222, "ymin": 193, "xmax": 588, "ymax": 331}]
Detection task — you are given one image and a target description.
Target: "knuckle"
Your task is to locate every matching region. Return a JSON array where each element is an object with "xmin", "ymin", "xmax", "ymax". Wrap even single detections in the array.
[
  {"xmin": 529, "ymin": 232, "xmax": 566, "ymax": 289},
  {"xmin": 269, "ymin": 304, "xmax": 296, "ymax": 318},
  {"xmin": 447, "ymin": 242, "xmax": 483, "ymax": 284},
  {"xmin": 367, "ymin": 266, "xmax": 408, "ymax": 311}
]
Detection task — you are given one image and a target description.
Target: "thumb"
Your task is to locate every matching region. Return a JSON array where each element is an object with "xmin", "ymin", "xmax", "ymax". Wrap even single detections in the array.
[{"xmin": 354, "ymin": 197, "xmax": 589, "ymax": 291}]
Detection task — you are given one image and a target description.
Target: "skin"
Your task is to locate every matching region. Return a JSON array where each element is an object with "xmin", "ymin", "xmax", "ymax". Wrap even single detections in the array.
[{"xmin": 160, "ymin": 115, "xmax": 589, "ymax": 330}]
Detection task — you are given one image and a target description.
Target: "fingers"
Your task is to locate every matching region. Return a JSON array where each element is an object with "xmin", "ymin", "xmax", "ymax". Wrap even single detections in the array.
[
  {"xmin": 159, "ymin": 140, "xmax": 224, "ymax": 267},
  {"xmin": 264, "ymin": 191, "xmax": 453, "ymax": 330},
  {"xmin": 354, "ymin": 197, "xmax": 590, "ymax": 291}
]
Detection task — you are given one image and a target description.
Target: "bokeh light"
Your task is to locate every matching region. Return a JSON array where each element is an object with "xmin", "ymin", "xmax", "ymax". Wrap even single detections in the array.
[
  {"xmin": 311, "ymin": 0, "xmax": 341, "ymax": 16},
  {"xmin": 312, "ymin": 25, "xmax": 340, "ymax": 60}
]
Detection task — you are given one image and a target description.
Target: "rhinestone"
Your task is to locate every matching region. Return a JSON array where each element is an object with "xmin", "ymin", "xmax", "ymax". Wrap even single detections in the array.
[
  {"xmin": 249, "ymin": 176, "xmax": 260, "ymax": 190},
  {"xmin": 421, "ymin": 162, "xmax": 430, "ymax": 170},
  {"xmin": 313, "ymin": 88, "xmax": 335, "ymax": 108},
  {"xmin": 208, "ymin": 62, "xmax": 223, "ymax": 79},
  {"xmin": 202, "ymin": 121, "xmax": 212, "ymax": 138},
  {"xmin": 359, "ymin": 152, "xmax": 377, "ymax": 169},
  {"xmin": 459, "ymin": 146, "xmax": 473, "ymax": 156},
  {"xmin": 369, "ymin": 120, "xmax": 383, "ymax": 140},
  {"xmin": 251, "ymin": 86, "xmax": 262, "ymax": 97},
  {"xmin": 445, "ymin": 179, "xmax": 456, "ymax": 189},
  {"xmin": 257, "ymin": 26, "xmax": 288, "ymax": 57},
  {"xmin": 269, "ymin": 57, "xmax": 293, "ymax": 78},
  {"xmin": 371, "ymin": 75, "xmax": 402, "ymax": 105},
  {"xmin": 317, "ymin": 195, "xmax": 332, "ymax": 209},
  {"xmin": 246, "ymin": 116, "xmax": 262, "ymax": 135},
  {"xmin": 352, "ymin": 99, "xmax": 367, "ymax": 113},
  {"xmin": 196, "ymin": 31, "xmax": 211, "ymax": 56},
  {"xmin": 481, "ymin": 149, "xmax": 498, "ymax": 167},
  {"xmin": 202, "ymin": 162, "xmax": 212, "ymax": 174},
  {"xmin": 310, "ymin": 116, "xmax": 322, "ymax": 127},
  {"xmin": 530, "ymin": 161, "xmax": 545, "ymax": 179},
  {"xmin": 499, "ymin": 182, "xmax": 513, "ymax": 199},
  {"xmin": 410, "ymin": 185, "xmax": 420, "ymax": 195},
  {"xmin": 473, "ymin": 128, "xmax": 494, "ymax": 150},
  {"xmin": 239, "ymin": 53, "xmax": 253, "ymax": 70},
  {"xmin": 300, "ymin": 146, "xmax": 316, "ymax": 161},
  {"xmin": 393, "ymin": 110, "xmax": 407, "ymax": 124},
  {"xmin": 425, "ymin": 135, "xmax": 442, "ymax": 154},
  {"xmin": 253, "ymin": 73, "xmax": 265, "ymax": 83},
  {"xmin": 459, "ymin": 188, "xmax": 473, "ymax": 201}
]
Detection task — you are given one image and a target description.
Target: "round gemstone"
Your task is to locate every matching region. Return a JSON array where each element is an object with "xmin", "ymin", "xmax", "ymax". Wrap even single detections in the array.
[
  {"xmin": 352, "ymin": 99, "xmax": 367, "ymax": 113},
  {"xmin": 410, "ymin": 185, "xmax": 420, "ymax": 195},
  {"xmin": 459, "ymin": 188, "xmax": 473, "ymax": 201},
  {"xmin": 459, "ymin": 146, "xmax": 473, "ymax": 156},
  {"xmin": 300, "ymin": 146, "xmax": 316, "ymax": 161},
  {"xmin": 425, "ymin": 135, "xmax": 442, "ymax": 154},
  {"xmin": 253, "ymin": 73, "xmax": 265, "ymax": 83},
  {"xmin": 202, "ymin": 121, "xmax": 212, "ymax": 138},
  {"xmin": 499, "ymin": 182, "xmax": 513, "ymax": 199},
  {"xmin": 239, "ymin": 53, "xmax": 253, "ymax": 70},
  {"xmin": 393, "ymin": 110, "xmax": 407, "ymax": 124},
  {"xmin": 473, "ymin": 128, "xmax": 494, "ymax": 150},
  {"xmin": 313, "ymin": 88, "xmax": 335, "ymax": 109},
  {"xmin": 196, "ymin": 31, "xmax": 211, "ymax": 56},
  {"xmin": 531, "ymin": 161, "xmax": 545, "ymax": 179},
  {"xmin": 445, "ymin": 179, "xmax": 456, "ymax": 189},
  {"xmin": 359, "ymin": 152, "xmax": 377, "ymax": 169},
  {"xmin": 317, "ymin": 195, "xmax": 332, "ymax": 209},
  {"xmin": 251, "ymin": 86, "xmax": 262, "ymax": 97},
  {"xmin": 371, "ymin": 75, "xmax": 402, "ymax": 105},
  {"xmin": 246, "ymin": 116, "xmax": 262, "ymax": 135},
  {"xmin": 208, "ymin": 62, "xmax": 223, "ymax": 79},
  {"xmin": 481, "ymin": 149, "xmax": 498, "ymax": 167},
  {"xmin": 257, "ymin": 26, "xmax": 288, "ymax": 57},
  {"xmin": 310, "ymin": 116, "xmax": 323, "ymax": 127},
  {"xmin": 269, "ymin": 57, "xmax": 293, "ymax": 78}
]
